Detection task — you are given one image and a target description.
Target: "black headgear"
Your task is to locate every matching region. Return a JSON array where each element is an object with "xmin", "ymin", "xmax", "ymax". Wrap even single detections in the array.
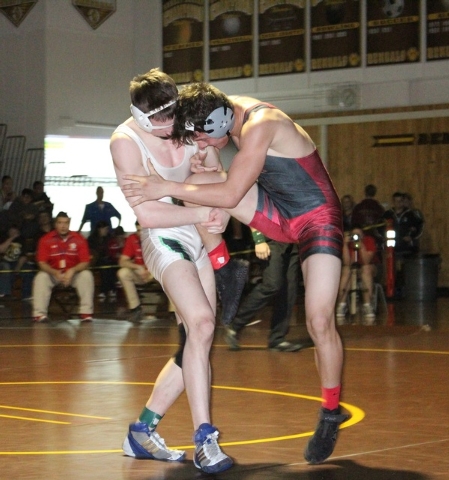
[{"xmin": 185, "ymin": 105, "xmax": 235, "ymax": 138}]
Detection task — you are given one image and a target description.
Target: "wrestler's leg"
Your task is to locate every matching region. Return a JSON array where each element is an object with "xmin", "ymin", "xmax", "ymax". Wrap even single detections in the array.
[
  {"xmin": 161, "ymin": 258, "xmax": 216, "ymax": 429},
  {"xmin": 123, "ymin": 248, "xmax": 218, "ymax": 462},
  {"xmin": 301, "ymin": 253, "xmax": 343, "ymax": 387},
  {"xmin": 184, "ymin": 171, "xmax": 258, "ymax": 324},
  {"xmin": 302, "ymin": 253, "xmax": 349, "ymax": 464},
  {"xmin": 142, "ymin": 357, "xmax": 184, "ymax": 418}
]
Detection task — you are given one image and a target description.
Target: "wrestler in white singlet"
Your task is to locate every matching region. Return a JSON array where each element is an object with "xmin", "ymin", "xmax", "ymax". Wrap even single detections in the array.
[{"xmin": 113, "ymin": 124, "xmax": 209, "ymax": 284}]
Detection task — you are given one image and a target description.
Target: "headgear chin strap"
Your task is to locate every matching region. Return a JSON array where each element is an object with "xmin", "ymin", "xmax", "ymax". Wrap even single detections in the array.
[
  {"xmin": 186, "ymin": 106, "xmax": 235, "ymax": 138},
  {"xmin": 130, "ymin": 99, "xmax": 176, "ymax": 133}
]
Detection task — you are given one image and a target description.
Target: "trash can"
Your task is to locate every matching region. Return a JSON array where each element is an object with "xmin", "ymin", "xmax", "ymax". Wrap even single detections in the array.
[{"xmin": 404, "ymin": 254, "xmax": 441, "ymax": 301}]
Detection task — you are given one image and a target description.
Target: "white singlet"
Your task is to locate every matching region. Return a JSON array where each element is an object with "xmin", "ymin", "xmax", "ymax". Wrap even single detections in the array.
[{"xmin": 113, "ymin": 124, "xmax": 209, "ymax": 285}]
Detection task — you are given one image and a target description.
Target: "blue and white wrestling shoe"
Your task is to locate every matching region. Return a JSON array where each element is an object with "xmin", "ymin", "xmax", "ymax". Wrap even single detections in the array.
[
  {"xmin": 122, "ymin": 421, "xmax": 185, "ymax": 461},
  {"xmin": 193, "ymin": 423, "xmax": 234, "ymax": 473}
]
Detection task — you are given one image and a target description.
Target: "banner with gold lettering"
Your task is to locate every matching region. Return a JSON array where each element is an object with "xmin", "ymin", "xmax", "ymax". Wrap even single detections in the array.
[
  {"xmin": 366, "ymin": 0, "xmax": 420, "ymax": 66},
  {"xmin": 0, "ymin": 0, "xmax": 37, "ymax": 27},
  {"xmin": 310, "ymin": 0, "xmax": 361, "ymax": 71},
  {"xmin": 163, "ymin": 0, "xmax": 204, "ymax": 84},
  {"xmin": 209, "ymin": 0, "xmax": 253, "ymax": 81},
  {"xmin": 258, "ymin": 0, "xmax": 305, "ymax": 76},
  {"xmin": 426, "ymin": 1, "xmax": 449, "ymax": 61}
]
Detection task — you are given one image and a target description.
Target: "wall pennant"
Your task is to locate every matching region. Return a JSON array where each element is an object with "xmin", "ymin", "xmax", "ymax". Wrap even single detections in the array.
[
  {"xmin": 72, "ymin": 0, "xmax": 116, "ymax": 30},
  {"xmin": 0, "ymin": 0, "xmax": 38, "ymax": 27}
]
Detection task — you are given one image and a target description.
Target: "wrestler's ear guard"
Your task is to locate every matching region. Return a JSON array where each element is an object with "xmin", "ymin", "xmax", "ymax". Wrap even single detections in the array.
[
  {"xmin": 201, "ymin": 106, "xmax": 235, "ymax": 138},
  {"xmin": 130, "ymin": 99, "xmax": 176, "ymax": 133}
]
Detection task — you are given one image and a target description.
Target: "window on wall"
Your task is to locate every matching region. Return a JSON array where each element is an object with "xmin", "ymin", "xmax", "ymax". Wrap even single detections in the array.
[{"xmin": 44, "ymin": 135, "xmax": 136, "ymax": 232}]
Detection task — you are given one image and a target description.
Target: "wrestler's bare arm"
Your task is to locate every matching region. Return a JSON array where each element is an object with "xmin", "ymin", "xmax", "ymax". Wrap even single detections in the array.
[
  {"xmin": 203, "ymin": 146, "xmax": 223, "ymax": 170},
  {"xmin": 190, "ymin": 146, "xmax": 223, "ymax": 174},
  {"xmin": 170, "ymin": 111, "xmax": 314, "ymax": 207},
  {"xmin": 184, "ymin": 145, "xmax": 232, "ymax": 232},
  {"xmin": 120, "ymin": 114, "xmax": 272, "ymax": 209},
  {"xmin": 110, "ymin": 132, "xmax": 212, "ymax": 228}
]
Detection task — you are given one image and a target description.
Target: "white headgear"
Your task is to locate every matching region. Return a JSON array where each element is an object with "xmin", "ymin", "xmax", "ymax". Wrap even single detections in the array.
[{"xmin": 130, "ymin": 99, "xmax": 176, "ymax": 133}]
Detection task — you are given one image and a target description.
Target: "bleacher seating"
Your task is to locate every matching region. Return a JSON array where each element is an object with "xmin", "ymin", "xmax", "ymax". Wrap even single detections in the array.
[{"xmin": 0, "ymin": 122, "xmax": 45, "ymax": 193}]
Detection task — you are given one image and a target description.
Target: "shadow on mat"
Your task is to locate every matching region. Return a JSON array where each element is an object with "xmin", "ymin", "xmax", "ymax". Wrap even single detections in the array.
[{"xmin": 122, "ymin": 459, "xmax": 432, "ymax": 480}]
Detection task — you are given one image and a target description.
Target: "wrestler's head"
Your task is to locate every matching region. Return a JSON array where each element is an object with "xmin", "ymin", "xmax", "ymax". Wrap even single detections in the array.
[
  {"xmin": 129, "ymin": 68, "xmax": 178, "ymax": 135},
  {"xmin": 171, "ymin": 83, "xmax": 235, "ymax": 147}
]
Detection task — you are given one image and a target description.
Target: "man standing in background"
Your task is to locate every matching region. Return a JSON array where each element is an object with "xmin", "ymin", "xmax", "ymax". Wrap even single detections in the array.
[{"xmin": 78, "ymin": 186, "xmax": 121, "ymax": 232}]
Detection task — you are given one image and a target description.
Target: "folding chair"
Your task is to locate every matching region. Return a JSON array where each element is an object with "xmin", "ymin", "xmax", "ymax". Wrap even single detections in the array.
[{"xmin": 50, "ymin": 285, "xmax": 78, "ymax": 318}]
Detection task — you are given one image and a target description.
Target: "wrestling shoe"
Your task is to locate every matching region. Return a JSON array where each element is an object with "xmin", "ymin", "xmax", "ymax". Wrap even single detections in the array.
[
  {"xmin": 32, "ymin": 315, "xmax": 48, "ymax": 323},
  {"xmin": 80, "ymin": 314, "xmax": 93, "ymax": 322},
  {"xmin": 304, "ymin": 407, "xmax": 349, "ymax": 464},
  {"xmin": 215, "ymin": 258, "xmax": 249, "ymax": 325},
  {"xmin": 224, "ymin": 327, "xmax": 240, "ymax": 351},
  {"xmin": 122, "ymin": 421, "xmax": 185, "ymax": 461},
  {"xmin": 194, "ymin": 423, "xmax": 233, "ymax": 474}
]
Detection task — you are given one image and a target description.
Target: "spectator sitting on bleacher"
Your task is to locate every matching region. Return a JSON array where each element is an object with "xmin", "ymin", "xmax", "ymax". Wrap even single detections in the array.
[
  {"xmin": 88, "ymin": 220, "xmax": 118, "ymax": 301},
  {"xmin": 32, "ymin": 211, "xmax": 94, "ymax": 323},
  {"xmin": 12, "ymin": 211, "xmax": 55, "ymax": 302},
  {"xmin": 0, "ymin": 226, "xmax": 21, "ymax": 299},
  {"xmin": 32, "ymin": 180, "xmax": 54, "ymax": 215},
  {"xmin": 8, "ymin": 188, "xmax": 40, "ymax": 240},
  {"xmin": 108, "ymin": 226, "xmax": 126, "ymax": 264},
  {"xmin": 117, "ymin": 221, "xmax": 153, "ymax": 323},
  {"xmin": 36, "ymin": 210, "xmax": 54, "ymax": 233},
  {"xmin": 0, "ymin": 175, "xmax": 16, "ymax": 210},
  {"xmin": 0, "ymin": 225, "xmax": 36, "ymax": 301},
  {"xmin": 24, "ymin": 211, "xmax": 54, "ymax": 261}
]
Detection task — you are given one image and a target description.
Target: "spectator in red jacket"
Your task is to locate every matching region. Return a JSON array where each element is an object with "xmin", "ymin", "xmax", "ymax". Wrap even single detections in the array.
[
  {"xmin": 117, "ymin": 221, "xmax": 153, "ymax": 322},
  {"xmin": 32, "ymin": 211, "xmax": 94, "ymax": 323},
  {"xmin": 108, "ymin": 226, "xmax": 126, "ymax": 264}
]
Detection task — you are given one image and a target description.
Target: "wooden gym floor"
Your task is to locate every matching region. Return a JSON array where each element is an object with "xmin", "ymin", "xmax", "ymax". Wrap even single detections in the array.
[{"xmin": 0, "ymin": 292, "xmax": 448, "ymax": 480}]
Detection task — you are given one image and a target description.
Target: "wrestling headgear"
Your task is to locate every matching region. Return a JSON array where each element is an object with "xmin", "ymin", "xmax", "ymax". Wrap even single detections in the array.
[
  {"xmin": 130, "ymin": 99, "xmax": 176, "ymax": 133},
  {"xmin": 185, "ymin": 105, "xmax": 235, "ymax": 138}
]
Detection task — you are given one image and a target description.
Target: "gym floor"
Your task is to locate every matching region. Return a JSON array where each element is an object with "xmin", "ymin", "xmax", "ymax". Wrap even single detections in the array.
[{"xmin": 0, "ymin": 292, "xmax": 448, "ymax": 479}]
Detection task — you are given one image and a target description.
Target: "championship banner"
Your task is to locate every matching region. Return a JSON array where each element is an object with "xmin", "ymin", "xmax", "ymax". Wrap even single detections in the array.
[
  {"xmin": 259, "ymin": 0, "xmax": 305, "ymax": 76},
  {"xmin": 426, "ymin": 1, "xmax": 449, "ymax": 61},
  {"xmin": 209, "ymin": 0, "xmax": 253, "ymax": 80},
  {"xmin": 0, "ymin": 0, "xmax": 38, "ymax": 27},
  {"xmin": 366, "ymin": 0, "xmax": 420, "ymax": 66},
  {"xmin": 310, "ymin": 0, "xmax": 361, "ymax": 71},
  {"xmin": 72, "ymin": 0, "xmax": 116, "ymax": 30},
  {"xmin": 163, "ymin": 0, "xmax": 204, "ymax": 84}
]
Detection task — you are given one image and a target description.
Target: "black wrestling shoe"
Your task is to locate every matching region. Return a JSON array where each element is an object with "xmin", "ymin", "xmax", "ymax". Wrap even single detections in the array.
[
  {"xmin": 304, "ymin": 407, "xmax": 349, "ymax": 464},
  {"xmin": 215, "ymin": 259, "xmax": 249, "ymax": 325}
]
